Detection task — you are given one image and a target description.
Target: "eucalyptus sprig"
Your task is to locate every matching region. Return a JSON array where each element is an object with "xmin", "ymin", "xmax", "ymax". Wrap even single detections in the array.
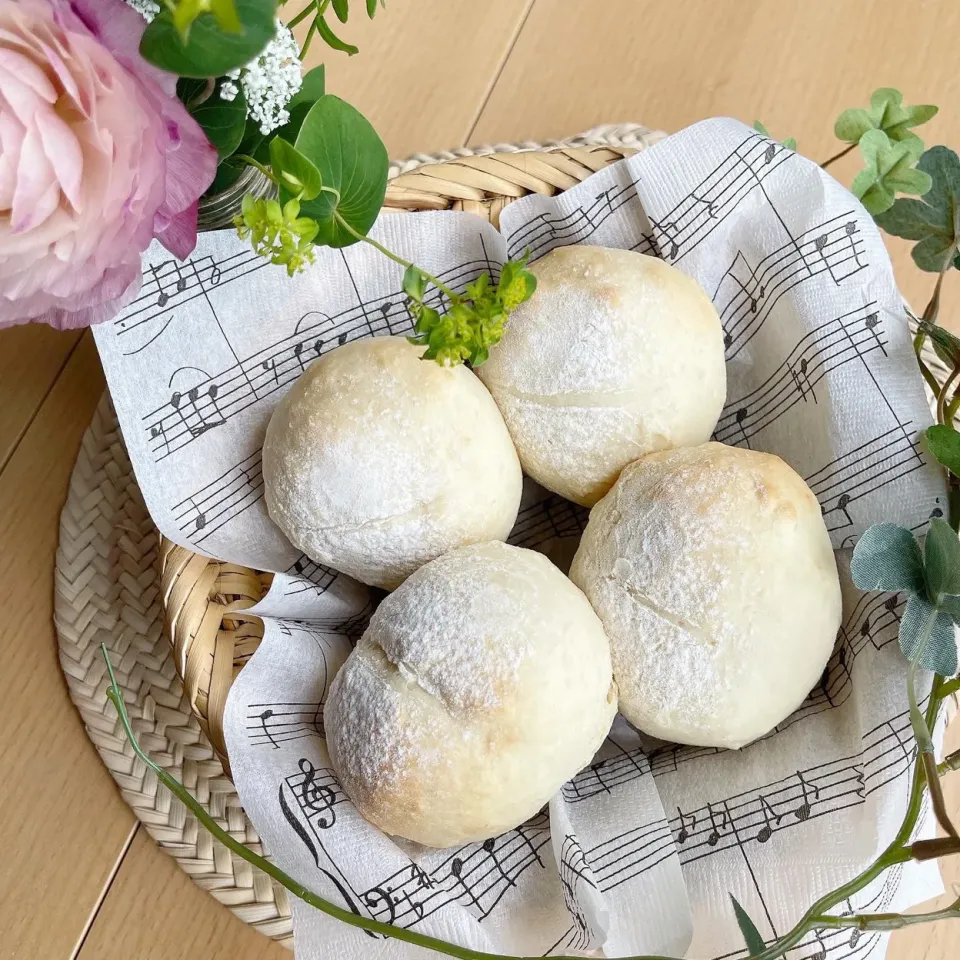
[{"xmin": 102, "ymin": 642, "xmax": 960, "ymax": 960}]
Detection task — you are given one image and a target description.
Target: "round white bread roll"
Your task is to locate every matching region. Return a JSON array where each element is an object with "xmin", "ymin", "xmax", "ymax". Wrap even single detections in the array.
[
  {"xmin": 325, "ymin": 541, "xmax": 617, "ymax": 847},
  {"xmin": 263, "ymin": 337, "xmax": 522, "ymax": 589},
  {"xmin": 477, "ymin": 245, "xmax": 726, "ymax": 507},
  {"xmin": 570, "ymin": 442, "xmax": 841, "ymax": 749}
]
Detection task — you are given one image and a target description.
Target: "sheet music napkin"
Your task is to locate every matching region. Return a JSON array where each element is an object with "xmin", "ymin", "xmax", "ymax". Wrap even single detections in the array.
[{"xmin": 93, "ymin": 118, "xmax": 951, "ymax": 960}]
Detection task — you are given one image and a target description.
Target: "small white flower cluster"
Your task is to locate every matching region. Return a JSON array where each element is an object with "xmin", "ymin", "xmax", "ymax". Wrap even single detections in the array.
[
  {"xmin": 125, "ymin": 0, "xmax": 159, "ymax": 21},
  {"xmin": 221, "ymin": 20, "xmax": 303, "ymax": 136}
]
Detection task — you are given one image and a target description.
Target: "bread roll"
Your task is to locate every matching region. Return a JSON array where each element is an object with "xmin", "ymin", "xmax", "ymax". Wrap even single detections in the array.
[
  {"xmin": 263, "ymin": 337, "xmax": 522, "ymax": 589},
  {"xmin": 325, "ymin": 541, "xmax": 617, "ymax": 847},
  {"xmin": 477, "ymin": 246, "xmax": 726, "ymax": 506},
  {"xmin": 570, "ymin": 442, "xmax": 841, "ymax": 749}
]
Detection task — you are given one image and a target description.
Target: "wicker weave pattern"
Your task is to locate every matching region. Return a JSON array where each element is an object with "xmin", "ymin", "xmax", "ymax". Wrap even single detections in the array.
[{"xmin": 56, "ymin": 125, "xmax": 663, "ymax": 947}]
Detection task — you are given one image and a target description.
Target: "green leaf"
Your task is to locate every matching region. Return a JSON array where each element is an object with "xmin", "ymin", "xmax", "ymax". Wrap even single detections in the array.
[
  {"xmin": 850, "ymin": 523, "xmax": 926, "ymax": 594},
  {"xmin": 331, "ymin": 0, "xmax": 349, "ymax": 22},
  {"xmin": 402, "ymin": 264, "xmax": 425, "ymax": 301},
  {"xmin": 270, "ymin": 137, "xmax": 323, "ymax": 200},
  {"xmin": 924, "ymin": 518, "xmax": 960, "ymax": 598},
  {"xmin": 140, "ymin": 0, "xmax": 276, "ymax": 78},
  {"xmin": 918, "ymin": 321, "xmax": 960, "ymax": 367},
  {"xmin": 210, "ymin": 0, "xmax": 243, "ymax": 32},
  {"xmin": 835, "ymin": 88, "xmax": 939, "ymax": 145},
  {"xmin": 875, "ymin": 147, "xmax": 960, "ymax": 272},
  {"xmin": 730, "ymin": 896, "xmax": 767, "ymax": 957},
  {"xmin": 366, "ymin": 0, "xmax": 379, "ymax": 14},
  {"xmin": 316, "ymin": 13, "xmax": 359, "ymax": 54},
  {"xmin": 900, "ymin": 593, "xmax": 958, "ymax": 674},
  {"xmin": 835, "ymin": 107, "xmax": 874, "ymax": 144},
  {"xmin": 852, "ymin": 129, "xmax": 931, "ymax": 215},
  {"xmin": 294, "ymin": 95, "xmax": 389, "ymax": 247},
  {"xmin": 753, "ymin": 120, "xmax": 795, "ymax": 152},
  {"xmin": 926, "ymin": 425, "xmax": 960, "ymax": 477},
  {"xmin": 288, "ymin": 65, "xmax": 326, "ymax": 112},
  {"xmin": 179, "ymin": 78, "xmax": 247, "ymax": 160}
]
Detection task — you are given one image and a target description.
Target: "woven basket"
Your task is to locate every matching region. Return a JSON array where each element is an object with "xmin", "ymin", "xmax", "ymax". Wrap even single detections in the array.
[{"xmin": 158, "ymin": 131, "xmax": 667, "ymax": 773}]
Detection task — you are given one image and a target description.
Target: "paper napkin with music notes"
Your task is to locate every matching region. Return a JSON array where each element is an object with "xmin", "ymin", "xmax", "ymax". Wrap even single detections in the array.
[{"xmin": 95, "ymin": 118, "xmax": 948, "ymax": 960}]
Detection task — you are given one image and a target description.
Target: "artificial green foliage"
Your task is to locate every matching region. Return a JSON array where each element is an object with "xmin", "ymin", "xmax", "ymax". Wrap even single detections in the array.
[
  {"xmin": 141, "ymin": 0, "xmax": 276, "ymax": 77},
  {"xmin": 406, "ymin": 255, "xmax": 536, "ymax": 367},
  {"xmin": 730, "ymin": 896, "xmax": 768, "ymax": 957},
  {"xmin": 874, "ymin": 147, "xmax": 960, "ymax": 272},
  {"xmin": 851, "ymin": 522, "xmax": 960, "ymax": 677},
  {"xmin": 234, "ymin": 194, "xmax": 319, "ymax": 276},
  {"xmin": 848, "ymin": 522, "xmax": 925, "ymax": 594},
  {"xmin": 835, "ymin": 88, "xmax": 938, "ymax": 147},
  {"xmin": 925, "ymin": 425, "xmax": 960, "ymax": 478},
  {"xmin": 924, "ymin": 518, "xmax": 960, "ymax": 599},
  {"xmin": 753, "ymin": 120, "xmax": 796, "ymax": 152},
  {"xmin": 850, "ymin": 130, "xmax": 931, "ymax": 215},
  {"xmin": 293, "ymin": 95, "xmax": 389, "ymax": 247},
  {"xmin": 178, "ymin": 77, "xmax": 248, "ymax": 160},
  {"xmin": 919, "ymin": 319, "xmax": 960, "ymax": 368}
]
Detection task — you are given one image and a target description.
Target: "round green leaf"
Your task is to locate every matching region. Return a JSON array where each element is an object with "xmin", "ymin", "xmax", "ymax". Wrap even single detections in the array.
[
  {"xmin": 293, "ymin": 95, "xmax": 389, "ymax": 248},
  {"xmin": 925, "ymin": 425, "xmax": 960, "ymax": 477},
  {"xmin": 924, "ymin": 517, "xmax": 960, "ymax": 599},
  {"xmin": 850, "ymin": 522, "xmax": 925, "ymax": 594},
  {"xmin": 269, "ymin": 137, "xmax": 322, "ymax": 200},
  {"xmin": 140, "ymin": 0, "xmax": 276, "ymax": 78},
  {"xmin": 900, "ymin": 593, "xmax": 958, "ymax": 675},
  {"xmin": 288, "ymin": 65, "xmax": 326, "ymax": 112},
  {"xmin": 180, "ymin": 79, "xmax": 248, "ymax": 160}
]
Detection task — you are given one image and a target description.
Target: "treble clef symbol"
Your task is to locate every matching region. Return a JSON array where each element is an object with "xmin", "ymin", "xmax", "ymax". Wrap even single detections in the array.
[{"xmin": 299, "ymin": 758, "xmax": 337, "ymax": 829}]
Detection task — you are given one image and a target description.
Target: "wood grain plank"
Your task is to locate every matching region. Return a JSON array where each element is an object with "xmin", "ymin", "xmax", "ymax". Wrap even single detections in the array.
[
  {"xmin": 471, "ymin": 0, "xmax": 960, "ymax": 328},
  {"xmin": 0, "ymin": 334, "xmax": 136, "ymax": 960},
  {"xmin": 0, "ymin": 326, "xmax": 81, "ymax": 472},
  {"xmin": 77, "ymin": 828, "xmax": 288, "ymax": 960},
  {"xmin": 298, "ymin": 0, "xmax": 532, "ymax": 159}
]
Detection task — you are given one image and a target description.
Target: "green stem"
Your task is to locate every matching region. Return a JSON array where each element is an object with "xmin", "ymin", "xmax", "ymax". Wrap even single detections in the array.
[
  {"xmin": 946, "ymin": 390, "xmax": 960, "ymax": 425},
  {"xmin": 907, "ymin": 607, "xmax": 939, "ymax": 757},
  {"xmin": 300, "ymin": 16, "xmax": 319, "ymax": 58},
  {"xmin": 99, "ymin": 649, "xmax": 950, "ymax": 960},
  {"xmin": 332, "ymin": 212, "xmax": 461, "ymax": 301},
  {"xmin": 911, "ymin": 325, "xmax": 942, "ymax": 399},
  {"xmin": 813, "ymin": 898, "xmax": 960, "ymax": 932},
  {"xmin": 936, "ymin": 366, "xmax": 960, "ymax": 424},
  {"xmin": 922, "ymin": 255, "xmax": 953, "ymax": 326},
  {"xmin": 234, "ymin": 155, "xmax": 279, "ymax": 185},
  {"xmin": 287, "ymin": 0, "xmax": 318, "ymax": 28},
  {"xmin": 820, "ymin": 142, "xmax": 857, "ymax": 169}
]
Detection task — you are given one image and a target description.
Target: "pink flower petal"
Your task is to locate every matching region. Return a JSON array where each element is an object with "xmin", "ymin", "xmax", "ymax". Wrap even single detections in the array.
[
  {"xmin": 154, "ymin": 200, "xmax": 200, "ymax": 259},
  {"xmin": 12, "ymin": 124, "xmax": 56, "ymax": 232},
  {"xmin": 35, "ymin": 104, "xmax": 83, "ymax": 210},
  {"xmin": 0, "ymin": 47, "xmax": 56, "ymax": 101}
]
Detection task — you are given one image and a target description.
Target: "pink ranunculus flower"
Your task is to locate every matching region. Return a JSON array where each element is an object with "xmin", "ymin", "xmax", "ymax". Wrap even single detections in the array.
[{"xmin": 0, "ymin": 0, "xmax": 217, "ymax": 329}]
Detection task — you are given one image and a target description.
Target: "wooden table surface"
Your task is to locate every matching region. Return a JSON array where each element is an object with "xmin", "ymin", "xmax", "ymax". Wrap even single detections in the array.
[{"xmin": 1, "ymin": 1, "xmax": 958, "ymax": 957}]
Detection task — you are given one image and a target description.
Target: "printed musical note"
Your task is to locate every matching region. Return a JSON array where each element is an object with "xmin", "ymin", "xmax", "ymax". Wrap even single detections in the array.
[
  {"xmin": 706, "ymin": 802, "xmax": 729, "ymax": 846},
  {"xmin": 449, "ymin": 857, "xmax": 482, "ymax": 910},
  {"xmin": 293, "ymin": 342, "xmax": 307, "ymax": 371},
  {"xmin": 864, "ymin": 311, "xmax": 887, "ymax": 356},
  {"xmin": 150, "ymin": 261, "xmax": 187, "ymax": 307},
  {"xmin": 258, "ymin": 709, "xmax": 278, "ymax": 748},
  {"xmin": 338, "ymin": 332, "xmax": 348, "ymax": 346},
  {"xmin": 795, "ymin": 771, "xmax": 821, "ymax": 820},
  {"xmin": 261, "ymin": 357, "xmax": 279, "ymax": 384},
  {"xmin": 811, "ymin": 929, "xmax": 827, "ymax": 960},
  {"xmin": 651, "ymin": 218, "xmax": 680, "ymax": 260},
  {"xmin": 735, "ymin": 408, "xmax": 751, "ymax": 447},
  {"xmin": 764, "ymin": 142, "xmax": 777, "ymax": 164},
  {"xmin": 590, "ymin": 759, "xmax": 611, "ymax": 794},
  {"xmin": 676, "ymin": 806, "xmax": 696, "ymax": 844},
  {"xmin": 790, "ymin": 357, "xmax": 817, "ymax": 403},
  {"xmin": 299, "ymin": 758, "xmax": 337, "ymax": 829},
  {"xmin": 690, "ymin": 192, "xmax": 718, "ymax": 218},
  {"xmin": 482, "ymin": 838, "xmax": 516, "ymax": 889},
  {"xmin": 756, "ymin": 795, "xmax": 783, "ymax": 843},
  {"xmin": 836, "ymin": 493, "xmax": 853, "ymax": 528},
  {"xmin": 363, "ymin": 887, "xmax": 397, "ymax": 924},
  {"xmin": 186, "ymin": 497, "xmax": 206, "ymax": 532},
  {"xmin": 150, "ymin": 423, "xmax": 169, "ymax": 457}
]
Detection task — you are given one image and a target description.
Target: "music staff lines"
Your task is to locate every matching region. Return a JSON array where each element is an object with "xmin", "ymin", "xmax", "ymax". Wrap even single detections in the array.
[
  {"xmin": 286, "ymin": 555, "xmax": 338, "ymax": 594},
  {"xmin": 557, "ymin": 835, "xmax": 600, "ymax": 951},
  {"xmin": 508, "ymin": 495, "xmax": 588, "ymax": 551},
  {"xmin": 115, "ymin": 249, "xmax": 265, "ymax": 332},
  {"xmin": 714, "ymin": 304, "xmax": 884, "ymax": 447},
  {"xmin": 141, "ymin": 256, "xmax": 493, "ymax": 463},
  {"xmin": 562, "ymin": 743, "xmax": 650, "ymax": 803},
  {"xmin": 803, "ymin": 423, "xmax": 926, "ymax": 533},
  {"xmin": 355, "ymin": 814, "xmax": 550, "ymax": 929},
  {"xmin": 717, "ymin": 214, "xmax": 868, "ymax": 360},
  {"xmin": 170, "ymin": 449, "xmax": 262, "ymax": 541},
  {"xmin": 505, "ymin": 182, "xmax": 641, "ymax": 262},
  {"xmin": 249, "ymin": 702, "xmax": 325, "ymax": 747},
  {"xmin": 648, "ymin": 134, "xmax": 795, "ymax": 263}
]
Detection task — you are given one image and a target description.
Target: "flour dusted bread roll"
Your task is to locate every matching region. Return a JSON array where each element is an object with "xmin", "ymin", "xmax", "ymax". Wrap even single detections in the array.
[
  {"xmin": 570, "ymin": 442, "xmax": 841, "ymax": 749},
  {"xmin": 325, "ymin": 541, "xmax": 617, "ymax": 847},
  {"xmin": 263, "ymin": 337, "xmax": 522, "ymax": 589},
  {"xmin": 477, "ymin": 245, "xmax": 726, "ymax": 506}
]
